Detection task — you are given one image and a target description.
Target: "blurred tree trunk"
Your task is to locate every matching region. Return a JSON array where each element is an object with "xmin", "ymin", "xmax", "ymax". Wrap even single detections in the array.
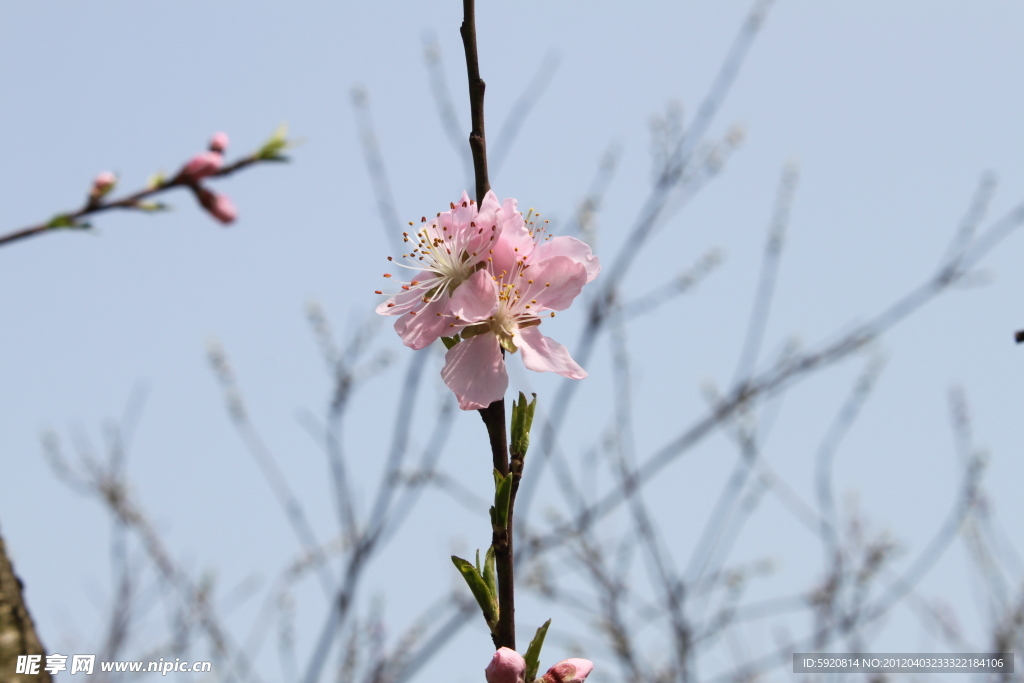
[{"xmin": 0, "ymin": 526, "xmax": 51, "ymax": 682}]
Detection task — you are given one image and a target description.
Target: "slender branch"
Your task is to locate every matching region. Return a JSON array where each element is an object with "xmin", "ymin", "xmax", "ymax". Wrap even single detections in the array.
[
  {"xmin": 461, "ymin": 0, "xmax": 490, "ymax": 204},
  {"xmin": 0, "ymin": 152, "xmax": 276, "ymax": 249},
  {"xmin": 461, "ymin": 0, "xmax": 515, "ymax": 651}
]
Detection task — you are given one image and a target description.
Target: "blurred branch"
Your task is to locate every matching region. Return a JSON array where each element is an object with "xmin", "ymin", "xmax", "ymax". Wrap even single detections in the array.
[
  {"xmin": 350, "ymin": 87, "xmax": 406, "ymax": 256},
  {"xmin": 489, "ymin": 49, "xmax": 561, "ymax": 177},
  {"xmin": 0, "ymin": 131, "xmax": 290, "ymax": 248},
  {"xmin": 422, "ymin": 34, "xmax": 474, "ymax": 185}
]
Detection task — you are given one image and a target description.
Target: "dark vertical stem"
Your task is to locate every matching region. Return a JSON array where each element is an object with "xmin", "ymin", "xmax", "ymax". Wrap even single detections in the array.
[
  {"xmin": 461, "ymin": 0, "xmax": 490, "ymax": 203},
  {"xmin": 461, "ymin": 0, "xmax": 514, "ymax": 651}
]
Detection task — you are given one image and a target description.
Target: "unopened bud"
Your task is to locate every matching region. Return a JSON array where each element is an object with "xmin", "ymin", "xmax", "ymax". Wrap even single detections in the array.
[
  {"xmin": 541, "ymin": 659, "xmax": 594, "ymax": 683},
  {"xmin": 209, "ymin": 131, "xmax": 229, "ymax": 153},
  {"xmin": 90, "ymin": 171, "xmax": 117, "ymax": 201},
  {"xmin": 486, "ymin": 648, "xmax": 526, "ymax": 683},
  {"xmin": 177, "ymin": 151, "xmax": 223, "ymax": 183},
  {"xmin": 195, "ymin": 186, "xmax": 237, "ymax": 225}
]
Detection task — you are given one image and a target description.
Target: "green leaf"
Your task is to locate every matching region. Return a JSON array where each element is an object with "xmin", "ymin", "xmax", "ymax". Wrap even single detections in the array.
[
  {"xmin": 257, "ymin": 123, "xmax": 291, "ymax": 160},
  {"xmin": 522, "ymin": 393, "xmax": 537, "ymax": 453},
  {"xmin": 511, "ymin": 392, "xmax": 538, "ymax": 456},
  {"xmin": 523, "ymin": 618, "xmax": 552, "ymax": 683},
  {"xmin": 147, "ymin": 171, "xmax": 167, "ymax": 189},
  {"xmin": 451, "ymin": 555, "xmax": 498, "ymax": 629},
  {"xmin": 482, "ymin": 545, "xmax": 497, "ymax": 604},
  {"xmin": 493, "ymin": 471, "xmax": 513, "ymax": 530},
  {"xmin": 46, "ymin": 214, "xmax": 91, "ymax": 231},
  {"xmin": 440, "ymin": 334, "xmax": 461, "ymax": 350},
  {"xmin": 47, "ymin": 214, "xmax": 76, "ymax": 228}
]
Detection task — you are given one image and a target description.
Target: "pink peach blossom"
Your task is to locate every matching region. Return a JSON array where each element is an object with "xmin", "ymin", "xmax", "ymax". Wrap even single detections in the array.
[
  {"xmin": 441, "ymin": 252, "xmax": 589, "ymax": 410},
  {"xmin": 485, "ymin": 648, "xmax": 526, "ymax": 683},
  {"xmin": 375, "ymin": 190, "xmax": 506, "ymax": 350},
  {"xmin": 438, "ymin": 205, "xmax": 598, "ymax": 410},
  {"xmin": 541, "ymin": 659, "xmax": 594, "ymax": 683}
]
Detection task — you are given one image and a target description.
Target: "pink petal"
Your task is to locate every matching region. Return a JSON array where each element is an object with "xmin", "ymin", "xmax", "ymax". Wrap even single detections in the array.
[
  {"xmin": 536, "ymin": 235, "xmax": 601, "ymax": 283},
  {"xmin": 448, "ymin": 268, "xmax": 499, "ymax": 323},
  {"xmin": 394, "ymin": 296, "xmax": 449, "ymax": 350},
  {"xmin": 441, "ymin": 334, "xmax": 507, "ymax": 410},
  {"xmin": 519, "ymin": 255, "xmax": 587, "ymax": 312},
  {"xmin": 516, "ymin": 326, "xmax": 586, "ymax": 379},
  {"xmin": 375, "ymin": 270, "xmax": 435, "ymax": 316}
]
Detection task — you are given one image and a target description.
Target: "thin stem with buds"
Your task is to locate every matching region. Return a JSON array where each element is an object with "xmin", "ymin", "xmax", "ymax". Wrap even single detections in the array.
[
  {"xmin": 460, "ymin": 0, "xmax": 516, "ymax": 652},
  {"xmin": 0, "ymin": 151, "xmax": 279, "ymax": 249}
]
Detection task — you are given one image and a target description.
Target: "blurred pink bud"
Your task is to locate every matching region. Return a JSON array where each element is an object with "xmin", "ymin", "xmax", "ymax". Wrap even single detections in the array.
[
  {"xmin": 178, "ymin": 151, "xmax": 223, "ymax": 183},
  {"xmin": 209, "ymin": 131, "xmax": 229, "ymax": 153},
  {"xmin": 89, "ymin": 171, "xmax": 117, "ymax": 202},
  {"xmin": 541, "ymin": 659, "xmax": 594, "ymax": 683},
  {"xmin": 486, "ymin": 648, "xmax": 526, "ymax": 683},
  {"xmin": 92, "ymin": 171, "xmax": 116, "ymax": 193},
  {"xmin": 195, "ymin": 186, "xmax": 237, "ymax": 225}
]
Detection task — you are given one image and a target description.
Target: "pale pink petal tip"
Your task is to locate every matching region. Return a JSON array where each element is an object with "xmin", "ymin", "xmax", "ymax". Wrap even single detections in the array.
[
  {"xmin": 485, "ymin": 648, "xmax": 527, "ymax": 683},
  {"xmin": 209, "ymin": 131, "xmax": 229, "ymax": 153},
  {"xmin": 542, "ymin": 658, "xmax": 594, "ymax": 683}
]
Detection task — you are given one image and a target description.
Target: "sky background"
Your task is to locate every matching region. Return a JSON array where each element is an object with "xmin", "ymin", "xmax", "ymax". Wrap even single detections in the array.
[{"xmin": 2, "ymin": 2, "xmax": 1024, "ymax": 682}]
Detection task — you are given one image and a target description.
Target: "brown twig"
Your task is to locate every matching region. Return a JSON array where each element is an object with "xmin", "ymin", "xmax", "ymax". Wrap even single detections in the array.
[
  {"xmin": 460, "ymin": 0, "xmax": 516, "ymax": 651},
  {"xmin": 0, "ymin": 152, "xmax": 274, "ymax": 249}
]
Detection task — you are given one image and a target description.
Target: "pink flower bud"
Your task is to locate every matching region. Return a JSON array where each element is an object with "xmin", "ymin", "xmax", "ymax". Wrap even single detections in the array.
[
  {"xmin": 486, "ymin": 648, "xmax": 526, "ymax": 683},
  {"xmin": 92, "ymin": 171, "xmax": 117, "ymax": 194},
  {"xmin": 177, "ymin": 151, "xmax": 223, "ymax": 183},
  {"xmin": 89, "ymin": 171, "xmax": 117, "ymax": 202},
  {"xmin": 195, "ymin": 186, "xmax": 237, "ymax": 225},
  {"xmin": 541, "ymin": 659, "xmax": 594, "ymax": 683},
  {"xmin": 209, "ymin": 131, "xmax": 229, "ymax": 153}
]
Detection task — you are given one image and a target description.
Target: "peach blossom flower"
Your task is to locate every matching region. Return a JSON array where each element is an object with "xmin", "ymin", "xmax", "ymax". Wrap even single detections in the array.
[
  {"xmin": 440, "ymin": 206, "xmax": 598, "ymax": 410},
  {"xmin": 376, "ymin": 190, "xmax": 506, "ymax": 350}
]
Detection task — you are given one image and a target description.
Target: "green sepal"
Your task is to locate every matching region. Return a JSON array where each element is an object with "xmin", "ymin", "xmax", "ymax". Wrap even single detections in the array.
[
  {"xmin": 451, "ymin": 555, "xmax": 498, "ymax": 629},
  {"xmin": 441, "ymin": 334, "xmax": 461, "ymax": 350},
  {"xmin": 523, "ymin": 618, "xmax": 552, "ymax": 683},
  {"xmin": 46, "ymin": 214, "xmax": 90, "ymax": 230},
  {"xmin": 147, "ymin": 171, "xmax": 167, "ymax": 189},
  {"xmin": 493, "ymin": 470, "xmax": 513, "ymax": 531}
]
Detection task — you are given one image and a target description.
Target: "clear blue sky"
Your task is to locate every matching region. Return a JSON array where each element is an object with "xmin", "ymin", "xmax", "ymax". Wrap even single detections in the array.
[{"xmin": 2, "ymin": 2, "xmax": 1024, "ymax": 681}]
